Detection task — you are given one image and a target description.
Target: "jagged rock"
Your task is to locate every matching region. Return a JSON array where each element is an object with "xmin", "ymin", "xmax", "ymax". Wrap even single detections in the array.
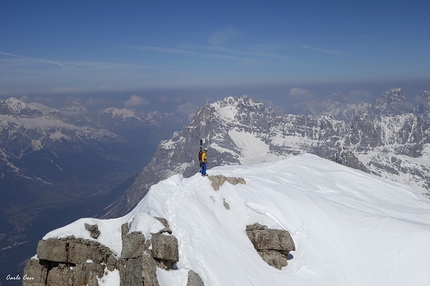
[
  {"xmin": 247, "ymin": 226, "xmax": 295, "ymax": 252},
  {"xmin": 246, "ymin": 223, "xmax": 268, "ymax": 232},
  {"xmin": 155, "ymin": 217, "xmax": 169, "ymax": 229},
  {"xmin": 141, "ymin": 254, "xmax": 160, "ymax": 286},
  {"xmin": 107, "ymin": 254, "xmax": 117, "ymax": 272},
  {"xmin": 246, "ymin": 223, "xmax": 295, "ymax": 269},
  {"xmin": 332, "ymin": 148, "xmax": 370, "ymax": 173},
  {"xmin": 36, "ymin": 239, "xmax": 68, "ymax": 262},
  {"xmin": 85, "ymin": 223, "xmax": 101, "ymax": 239},
  {"xmin": 150, "ymin": 233, "xmax": 179, "ymax": 269},
  {"xmin": 187, "ymin": 270, "xmax": 205, "ymax": 286},
  {"xmin": 37, "ymin": 237, "xmax": 114, "ymax": 265},
  {"xmin": 119, "ymin": 254, "xmax": 159, "ymax": 286},
  {"xmin": 70, "ymin": 239, "xmax": 113, "ymax": 264},
  {"xmin": 23, "ymin": 259, "xmax": 49, "ymax": 286},
  {"xmin": 208, "ymin": 175, "xmax": 246, "ymax": 191},
  {"xmin": 154, "ymin": 217, "xmax": 173, "ymax": 234},
  {"xmin": 257, "ymin": 250, "xmax": 288, "ymax": 270},
  {"xmin": 121, "ymin": 222, "xmax": 130, "ymax": 238},
  {"xmin": 46, "ymin": 263, "xmax": 74, "ymax": 286},
  {"xmin": 223, "ymin": 198, "xmax": 230, "ymax": 210},
  {"xmin": 121, "ymin": 231, "xmax": 146, "ymax": 259},
  {"xmin": 44, "ymin": 262, "xmax": 101, "ymax": 286},
  {"xmin": 27, "ymin": 236, "xmax": 115, "ymax": 285}
]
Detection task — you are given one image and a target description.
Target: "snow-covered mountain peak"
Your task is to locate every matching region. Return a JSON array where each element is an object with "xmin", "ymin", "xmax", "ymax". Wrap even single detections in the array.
[
  {"xmin": 5, "ymin": 97, "xmax": 28, "ymax": 112},
  {"xmin": 102, "ymin": 107, "xmax": 141, "ymax": 120},
  {"xmin": 212, "ymin": 95, "xmax": 265, "ymax": 112},
  {"xmin": 421, "ymin": 91, "xmax": 430, "ymax": 101},
  {"xmin": 328, "ymin": 92, "xmax": 347, "ymax": 103},
  {"xmin": 0, "ymin": 97, "xmax": 50, "ymax": 117},
  {"xmin": 372, "ymin": 88, "xmax": 414, "ymax": 115},
  {"xmin": 380, "ymin": 88, "xmax": 406, "ymax": 102},
  {"xmin": 59, "ymin": 101, "xmax": 89, "ymax": 115},
  {"xmin": 207, "ymin": 95, "xmax": 273, "ymax": 125}
]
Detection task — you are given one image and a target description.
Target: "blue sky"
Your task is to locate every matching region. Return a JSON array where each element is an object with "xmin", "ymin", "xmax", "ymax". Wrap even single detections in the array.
[{"xmin": 1, "ymin": 0, "xmax": 429, "ymax": 111}]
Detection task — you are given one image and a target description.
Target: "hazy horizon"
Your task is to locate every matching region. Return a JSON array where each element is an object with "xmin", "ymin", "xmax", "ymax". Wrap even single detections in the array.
[{"xmin": 1, "ymin": 1, "xmax": 429, "ymax": 113}]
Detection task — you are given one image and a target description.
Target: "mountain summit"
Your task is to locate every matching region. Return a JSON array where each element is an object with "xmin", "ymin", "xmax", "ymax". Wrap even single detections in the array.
[{"xmin": 106, "ymin": 94, "xmax": 430, "ymax": 218}]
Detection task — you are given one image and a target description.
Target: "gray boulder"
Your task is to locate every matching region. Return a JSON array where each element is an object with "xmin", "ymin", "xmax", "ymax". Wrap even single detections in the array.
[
  {"xmin": 150, "ymin": 233, "xmax": 179, "ymax": 269},
  {"xmin": 37, "ymin": 237, "xmax": 114, "ymax": 265},
  {"xmin": 23, "ymin": 259, "xmax": 49, "ymax": 286},
  {"xmin": 187, "ymin": 270, "xmax": 205, "ymax": 286},
  {"xmin": 119, "ymin": 254, "xmax": 159, "ymax": 286},
  {"xmin": 85, "ymin": 223, "xmax": 101, "ymax": 239},
  {"xmin": 246, "ymin": 223, "xmax": 295, "ymax": 269},
  {"xmin": 121, "ymin": 232, "xmax": 146, "ymax": 259},
  {"xmin": 257, "ymin": 250, "xmax": 288, "ymax": 270}
]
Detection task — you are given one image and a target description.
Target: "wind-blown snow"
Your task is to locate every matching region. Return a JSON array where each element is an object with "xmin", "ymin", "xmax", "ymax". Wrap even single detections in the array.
[{"xmin": 43, "ymin": 154, "xmax": 430, "ymax": 285}]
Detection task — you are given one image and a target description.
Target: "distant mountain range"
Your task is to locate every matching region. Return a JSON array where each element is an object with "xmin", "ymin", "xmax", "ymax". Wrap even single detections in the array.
[{"xmin": 105, "ymin": 88, "xmax": 430, "ymax": 218}]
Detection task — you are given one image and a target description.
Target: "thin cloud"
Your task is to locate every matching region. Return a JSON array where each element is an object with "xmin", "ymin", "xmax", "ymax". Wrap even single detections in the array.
[
  {"xmin": 188, "ymin": 45, "xmax": 292, "ymax": 61},
  {"xmin": 208, "ymin": 26, "xmax": 241, "ymax": 46},
  {"xmin": 206, "ymin": 54, "xmax": 264, "ymax": 65},
  {"xmin": 134, "ymin": 46, "xmax": 198, "ymax": 56},
  {"xmin": 0, "ymin": 51, "xmax": 68, "ymax": 68},
  {"xmin": 0, "ymin": 51, "xmax": 146, "ymax": 72},
  {"xmin": 124, "ymin": 95, "xmax": 150, "ymax": 107},
  {"xmin": 299, "ymin": 44, "xmax": 341, "ymax": 55},
  {"xmin": 288, "ymin": 87, "xmax": 314, "ymax": 100}
]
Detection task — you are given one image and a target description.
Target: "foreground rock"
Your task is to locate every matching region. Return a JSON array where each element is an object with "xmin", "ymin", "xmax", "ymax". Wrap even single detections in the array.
[
  {"xmin": 208, "ymin": 175, "xmax": 246, "ymax": 191},
  {"xmin": 246, "ymin": 223, "xmax": 296, "ymax": 269},
  {"xmin": 24, "ymin": 220, "xmax": 203, "ymax": 286}
]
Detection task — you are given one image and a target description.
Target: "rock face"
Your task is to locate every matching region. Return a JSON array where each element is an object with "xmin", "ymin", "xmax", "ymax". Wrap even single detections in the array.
[
  {"xmin": 246, "ymin": 223, "xmax": 295, "ymax": 270},
  {"xmin": 24, "ymin": 220, "xmax": 203, "ymax": 286},
  {"xmin": 24, "ymin": 237, "xmax": 111, "ymax": 286}
]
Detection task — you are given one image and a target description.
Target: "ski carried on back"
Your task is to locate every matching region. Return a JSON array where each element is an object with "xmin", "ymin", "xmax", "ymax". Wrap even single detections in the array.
[{"xmin": 198, "ymin": 139, "xmax": 203, "ymax": 164}]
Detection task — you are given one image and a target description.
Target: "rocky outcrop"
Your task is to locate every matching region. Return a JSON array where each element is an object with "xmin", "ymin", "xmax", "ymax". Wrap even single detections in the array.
[
  {"xmin": 246, "ymin": 223, "xmax": 295, "ymax": 270},
  {"xmin": 23, "ymin": 237, "xmax": 112, "ymax": 286},
  {"xmin": 24, "ymin": 220, "xmax": 204, "ymax": 286},
  {"xmin": 150, "ymin": 233, "xmax": 179, "ymax": 269},
  {"xmin": 332, "ymin": 147, "xmax": 370, "ymax": 174},
  {"xmin": 85, "ymin": 223, "xmax": 101, "ymax": 239},
  {"xmin": 208, "ymin": 175, "xmax": 246, "ymax": 191}
]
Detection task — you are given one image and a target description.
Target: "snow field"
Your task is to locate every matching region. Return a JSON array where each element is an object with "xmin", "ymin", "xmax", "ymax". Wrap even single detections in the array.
[{"xmin": 44, "ymin": 154, "xmax": 430, "ymax": 285}]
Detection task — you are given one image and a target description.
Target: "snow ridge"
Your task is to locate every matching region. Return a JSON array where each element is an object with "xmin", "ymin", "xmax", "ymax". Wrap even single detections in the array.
[{"xmin": 44, "ymin": 155, "xmax": 430, "ymax": 286}]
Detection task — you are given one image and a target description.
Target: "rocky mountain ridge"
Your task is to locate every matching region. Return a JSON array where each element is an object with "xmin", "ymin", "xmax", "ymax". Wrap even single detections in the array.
[
  {"xmin": 289, "ymin": 88, "xmax": 429, "ymax": 121},
  {"xmin": 106, "ymin": 90, "xmax": 430, "ymax": 217}
]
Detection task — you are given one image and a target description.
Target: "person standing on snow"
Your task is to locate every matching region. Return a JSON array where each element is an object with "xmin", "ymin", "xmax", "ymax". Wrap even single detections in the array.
[{"xmin": 200, "ymin": 148, "xmax": 208, "ymax": 176}]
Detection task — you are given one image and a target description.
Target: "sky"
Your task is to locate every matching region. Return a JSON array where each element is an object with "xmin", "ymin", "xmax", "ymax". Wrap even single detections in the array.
[{"xmin": 1, "ymin": 0, "xmax": 430, "ymax": 112}]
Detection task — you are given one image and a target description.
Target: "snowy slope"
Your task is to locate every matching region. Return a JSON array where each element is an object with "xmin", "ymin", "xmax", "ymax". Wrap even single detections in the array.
[{"xmin": 44, "ymin": 154, "xmax": 430, "ymax": 286}]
